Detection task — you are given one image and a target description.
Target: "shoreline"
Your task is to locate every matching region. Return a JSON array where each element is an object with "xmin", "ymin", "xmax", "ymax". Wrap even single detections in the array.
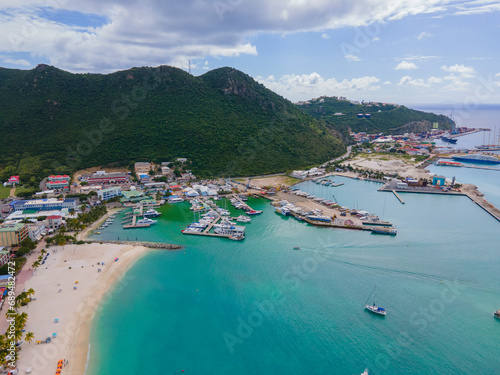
[{"xmin": 16, "ymin": 243, "xmax": 151, "ymax": 375}]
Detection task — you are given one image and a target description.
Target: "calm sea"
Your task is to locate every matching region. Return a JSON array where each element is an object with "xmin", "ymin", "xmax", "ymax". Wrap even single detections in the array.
[{"xmin": 86, "ymin": 105, "xmax": 500, "ymax": 375}]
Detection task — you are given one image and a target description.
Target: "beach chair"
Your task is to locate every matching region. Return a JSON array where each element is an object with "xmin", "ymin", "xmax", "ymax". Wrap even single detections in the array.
[{"xmin": 54, "ymin": 319, "xmax": 59, "ymax": 323}]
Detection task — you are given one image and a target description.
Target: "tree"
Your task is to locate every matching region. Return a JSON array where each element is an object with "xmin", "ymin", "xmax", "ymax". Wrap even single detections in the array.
[{"xmin": 25, "ymin": 331, "xmax": 34, "ymax": 343}]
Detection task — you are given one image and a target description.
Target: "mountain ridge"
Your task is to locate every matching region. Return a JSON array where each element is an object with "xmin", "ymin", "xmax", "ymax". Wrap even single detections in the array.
[{"xmin": 0, "ymin": 64, "xmax": 345, "ymax": 181}]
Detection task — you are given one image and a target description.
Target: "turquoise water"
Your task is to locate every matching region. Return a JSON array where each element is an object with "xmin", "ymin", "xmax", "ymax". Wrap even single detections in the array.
[{"xmin": 86, "ymin": 176, "xmax": 500, "ymax": 375}]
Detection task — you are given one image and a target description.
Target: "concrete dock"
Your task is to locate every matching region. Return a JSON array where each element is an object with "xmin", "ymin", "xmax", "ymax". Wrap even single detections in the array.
[
  {"xmin": 379, "ymin": 180, "xmax": 500, "ymax": 222},
  {"xmin": 392, "ymin": 190, "xmax": 405, "ymax": 204}
]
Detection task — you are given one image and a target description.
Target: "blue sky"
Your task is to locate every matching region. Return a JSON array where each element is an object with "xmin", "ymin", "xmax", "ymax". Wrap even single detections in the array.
[{"xmin": 1, "ymin": 0, "xmax": 499, "ymax": 104}]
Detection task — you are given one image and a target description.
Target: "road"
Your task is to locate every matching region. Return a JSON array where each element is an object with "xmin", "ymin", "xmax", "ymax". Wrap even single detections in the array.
[{"xmin": 320, "ymin": 145, "xmax": 353, "ymax": 167}]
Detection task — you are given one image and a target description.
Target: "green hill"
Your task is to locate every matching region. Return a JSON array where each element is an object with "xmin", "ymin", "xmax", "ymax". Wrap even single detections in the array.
[
  {"xmin": 0, "ymin": 65, "xmax": 345, "ymax": 180},
  {"xmin": 298, "ymin": 96, "xmax": 452, "ymax": 136}
]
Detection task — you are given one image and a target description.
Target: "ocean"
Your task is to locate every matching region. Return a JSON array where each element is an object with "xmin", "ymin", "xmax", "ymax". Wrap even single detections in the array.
[{"xmin": 86, "ymin": 105, "xmax": 500, "ymax": 375}]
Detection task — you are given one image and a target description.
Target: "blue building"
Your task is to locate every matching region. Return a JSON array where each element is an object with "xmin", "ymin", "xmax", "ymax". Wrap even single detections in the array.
[
  {"xmin": 432, "ymin": 176, "xmax": 446, "ymax": 186},
  {"xmin": 11, "ymin": 198, "xmax": 77, "ymax": 212}
]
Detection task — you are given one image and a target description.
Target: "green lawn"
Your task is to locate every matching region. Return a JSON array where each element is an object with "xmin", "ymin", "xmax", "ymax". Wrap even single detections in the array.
[
  {"xmin": 0, "ymin": 185, "xmax": 10, "ymax": 199},
  {"xmin": 13, "ymin": 185, "xmax": 37, "ymax": 196}
]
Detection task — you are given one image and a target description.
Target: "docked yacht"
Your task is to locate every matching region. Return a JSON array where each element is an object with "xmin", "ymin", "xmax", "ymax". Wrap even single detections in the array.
[
  {"xmin": 143, "ymin": 208, "xmax": 161, "ymax": 218},
  {"xmin": 236, "ymin": 215, "xmax": 251, "ymax": 223},
  {"xmin": 213, "ymin": 222, "xmax": 246, "ymax": 237},
  {"xmin": 136, "ymin": 218, "xmax": 157, "ymax": 225}
]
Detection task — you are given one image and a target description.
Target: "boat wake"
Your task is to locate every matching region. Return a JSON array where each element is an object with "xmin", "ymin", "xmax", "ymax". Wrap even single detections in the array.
[{"xmin": 298, "ymin": 247, "xmax": 495, "ymax": 291}]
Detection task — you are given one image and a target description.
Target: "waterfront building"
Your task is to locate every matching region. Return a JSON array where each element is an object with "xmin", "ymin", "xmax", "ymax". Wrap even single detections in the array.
[
  {"xmin": 432, "ymin": 176, "xmax": 446, "ymax": 186},
  {"xmin": 97, "ymin": 186, "xmax": 122, "ymax": 201},
  {"xmin": 0, "ymin": 223, "xmax": 29, "ymax": 246},
  {"xmin": 11, "ymin": 198, "xmax": 77, "ymax": 212},
  {"xmin": 27, "ymin": 223, "xmax": 46, "ymax": 241},
  {"xmin": 47, "ymin": 215, "xmax": 63, "ymax": 229}
]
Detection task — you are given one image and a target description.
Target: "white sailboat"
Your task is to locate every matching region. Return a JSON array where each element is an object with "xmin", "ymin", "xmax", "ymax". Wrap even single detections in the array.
[{"xmin": 364, "ymin": 286, "xmax": 386, "ymax": 316}]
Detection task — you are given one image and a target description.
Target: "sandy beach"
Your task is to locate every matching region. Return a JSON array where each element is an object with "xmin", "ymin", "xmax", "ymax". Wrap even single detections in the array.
[{"xmin": 15, "ymin": 243, "xmax": 149, "ymax": 375}]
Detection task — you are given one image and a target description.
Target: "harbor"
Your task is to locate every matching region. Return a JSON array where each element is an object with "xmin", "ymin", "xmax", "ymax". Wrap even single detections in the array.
[{"xmin": 262, "ymin": 187, "xmax": 397, "ymax": 235}]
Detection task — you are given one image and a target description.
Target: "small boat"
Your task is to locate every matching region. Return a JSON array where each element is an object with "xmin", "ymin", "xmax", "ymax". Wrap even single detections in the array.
[
  {"xmin": 364, "ymin": 286, "xmax": 386, "ymax": 316},
  {"xmin": 293, "ymin": 246, "xmax": 300, "ymax": 250},
  {"xmin": 236, "ymin": 215, "xmax": 251, "ymax": 223},
  {"xmin": 247, "ymin": 210, "xmax": 263, "ymax": 215},
  {"xmin": 371, "ymin": 227, "xmax": 397, "ymax": 235},
  {"xmin": 95, "ymin": 231, "xmax": 101, "ymax": 234},
  {"xmin": 229, "ymin": 235, "xmax": 244, "ymax": 241},
  {"xmin": 494, "ymin": 309, "xmax": 500, "ymax": 319}
]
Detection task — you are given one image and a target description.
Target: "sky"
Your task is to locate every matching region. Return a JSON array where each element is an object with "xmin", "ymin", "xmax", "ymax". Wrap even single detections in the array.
[{"xmin": 0, "ymin": 0, "xmax": 499, "ymax": 104}]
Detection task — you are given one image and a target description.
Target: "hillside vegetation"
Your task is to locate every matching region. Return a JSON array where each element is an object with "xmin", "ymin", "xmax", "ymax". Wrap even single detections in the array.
[
  {"xmin": 299, "ymin": 96, "xmax": 452, "ymax": 136},
  {"xmin": 0, "ymin": 65, "xmax": 345, "ymax": 180}
]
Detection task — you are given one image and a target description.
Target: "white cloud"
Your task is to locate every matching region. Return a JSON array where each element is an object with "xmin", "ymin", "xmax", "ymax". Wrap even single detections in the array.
[
  {"xmin": 372, "ymin": 37, "xmax": 380, "ymax": 42},
  {"xmin": 321, "ymin": 33, "xmax": 330, "ymax": 39},
  {"xmin": 441, "ymin": 64, "xmax": 476, "ymax": 78},
  {"xmin": 416, "ymin": 31, "xmax": 432, "ymax": 40},
  {"xmin": 494, "ymin": 73, "xmax": 500, "ymax": 87},
  {"xmin": 0, "ymin": 0, "xmax": 487, "ymax": 73},
  {"xmin": 345, "ymin": 54, "xmax": 361, "ymax": 62},
  {"xmin": 398, "ymin": 55, "xmax": 440, "ymax": 61},
  {"xmin": 395, "ymin": 61, "xmax": 418, "ymax": 70},
  {"xmin": 383, "ymin": 80, "xmax": 391, "ymax": 85},
  {"xmin": 453, "ymin": 2, "xmax": 500, "ymax": 16},
  {"xmin": 257, "ymin": 73, "xmax": 380, "ymax": 101},
  {"xmin": 1, "ymin": 57, "xmax": 30, "ymax": 66},
  {"xmin": 397, "ymin": 76, "xmax": 429, "ymax": 88},
  {"xmin": 427, "ymin": 76, "xmax": 443, "ymax": 84},
  {"xmin": 397, "ymin": 75, "xmax": 442, "ymax": 88}
]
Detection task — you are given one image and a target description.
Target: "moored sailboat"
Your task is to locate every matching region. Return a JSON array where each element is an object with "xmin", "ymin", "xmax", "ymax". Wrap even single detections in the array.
[{"xmin": 364, "ymin": 286, "xmax": 386, "ymax": 316}]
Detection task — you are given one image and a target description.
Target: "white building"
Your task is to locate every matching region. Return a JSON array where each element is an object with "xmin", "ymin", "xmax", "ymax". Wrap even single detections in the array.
[
  {"xmin": 97, "ymin": 186, "xmax": 122, "ymax": 201},
  {"xmin": 28, "ymin": 223, "xmax": 46, "ymax": 241}
]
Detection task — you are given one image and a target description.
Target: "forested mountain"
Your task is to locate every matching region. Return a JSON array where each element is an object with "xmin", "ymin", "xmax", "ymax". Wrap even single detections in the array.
[
  {"xmin": 298, "ymin": 96, "xmax": 452, "ymax": 136},
  {"xmin": 0, "ymin": 65, "xmax": 345, "ymax": 180}
]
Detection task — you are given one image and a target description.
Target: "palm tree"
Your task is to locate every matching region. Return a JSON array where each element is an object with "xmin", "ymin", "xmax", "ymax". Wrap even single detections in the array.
[
  {"xmin": 26, "ymin": 288, "xmax": 35, "ymax": 299},
  {"xmin": 25, "ymin": 331, "xmax": 34, "ymax": 343}
]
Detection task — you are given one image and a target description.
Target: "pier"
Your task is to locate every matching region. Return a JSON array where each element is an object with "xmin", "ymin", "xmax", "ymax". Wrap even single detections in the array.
[
  {"xmin": 464, "ymin": 191, "xmax": 500, "ymax": 222},
  {"xmin": 182, "ymin": 214, "xmax": 247, "ymax": 239},
  {"xmin": 392, "ymin": 190, "xmax": 405, "ymax": 204},
  {"xmin": 264, "ymin": 190, "xmax": 396, "ymax": 233},
  {"xmin": 379, "ymin": 180, "xmax": 500, "ymax": 222}
]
